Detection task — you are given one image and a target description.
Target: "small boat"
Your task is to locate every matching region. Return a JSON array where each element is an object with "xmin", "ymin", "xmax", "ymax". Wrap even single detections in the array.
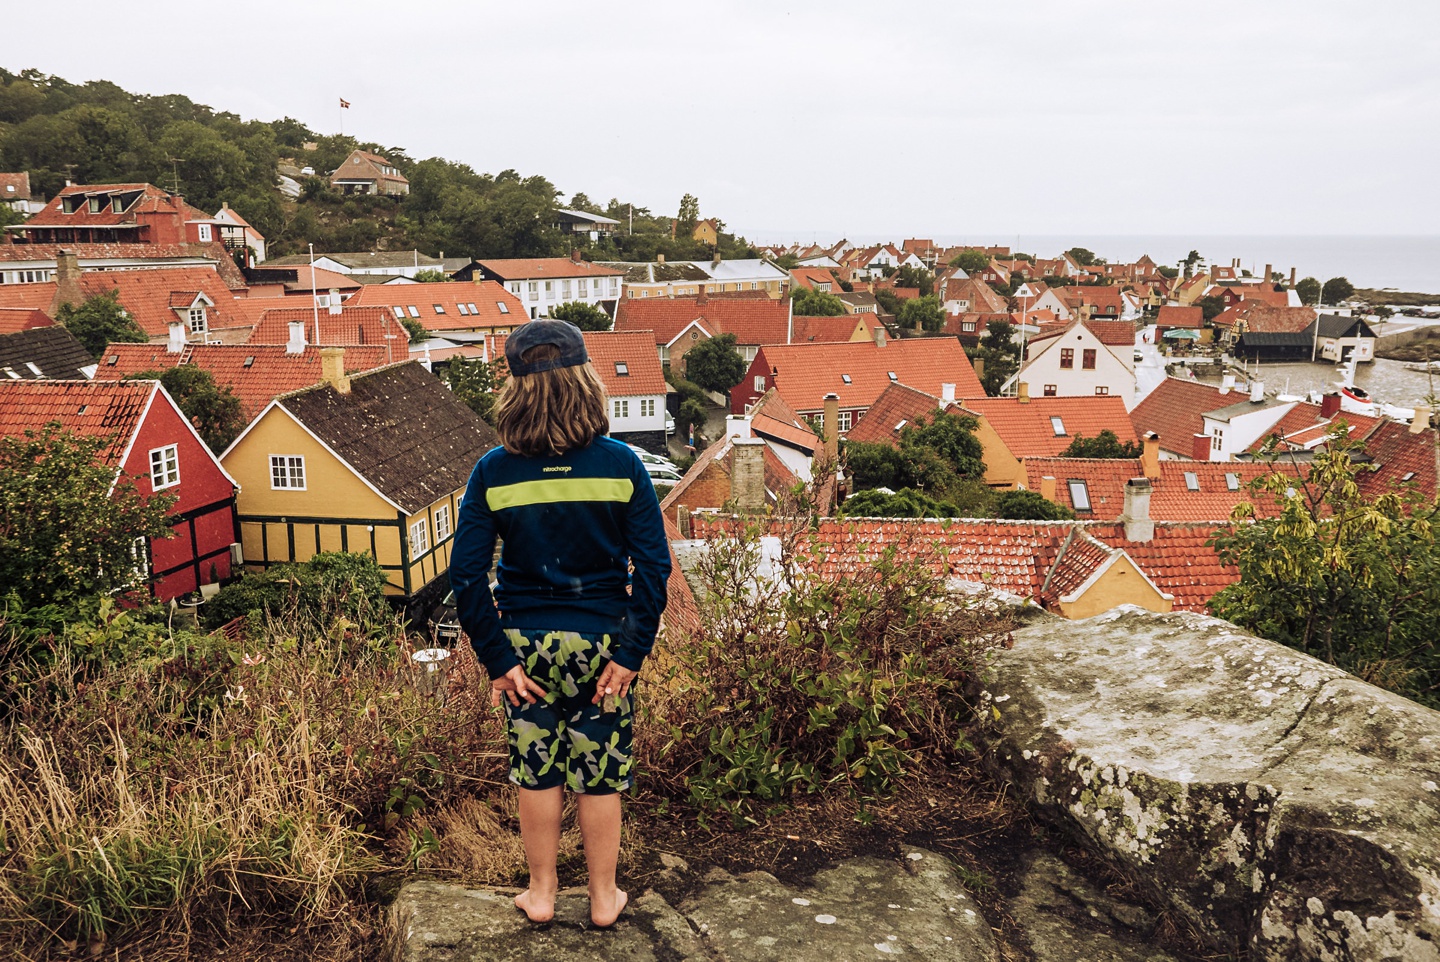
[
  {"xmin": 1402, "ymin": 360, "xmax": 1440, "ymax": 373},
  {"xmin": 1336, "ymin": 357, "xmax": 1375, "ymax": 416}
]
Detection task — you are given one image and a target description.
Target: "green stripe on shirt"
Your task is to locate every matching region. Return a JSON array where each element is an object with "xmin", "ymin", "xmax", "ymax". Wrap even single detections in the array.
[{"xmin": 486, "ymin": 477, "xmax": 634, "ymax": 510}]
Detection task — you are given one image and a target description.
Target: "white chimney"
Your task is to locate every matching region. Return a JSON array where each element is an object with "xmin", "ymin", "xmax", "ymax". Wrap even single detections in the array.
[
  {"xmin": 167, "ymin": 320, "xmax": 187, "ymax": 354},
  {"xmin": 941, "ymin": 382, "xmax": 956, "ymax": 402},
  {"xmin": 327, "ymin": 289, "xmax": 342, "ymax": 315},
  {"xmin": 1121, "ymin": 478, "xmax": 1155, "ymax": 543},
  {"xmin": 1249, "ymin": 380, "xmax": 1265, "ymax": 403},
  {"xmin": 286, "ymin": 320, "xmax": 307, "ymax": 355},
  {"xmin": 726, "ymin": 414, "xmax": 752, "ymax": 440},
  {"xmin": 1220, "ymin": 374, "xmax": 1235, "ymax": 395}
]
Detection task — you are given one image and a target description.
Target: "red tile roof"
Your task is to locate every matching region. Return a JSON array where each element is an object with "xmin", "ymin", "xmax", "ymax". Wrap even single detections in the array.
[
  {"xmin": 582, "ymin": 330, "xmax": 667, "ymax": 397},
  {"xmin": 614, "ymin": 295, "xmax": 790, "ymax": 346},
  {"xmin": 0, "ymin": 379, "xmax": 154, "ymax": 464},
  {"xmin": 0, "ymin": 307, "xmax": 54, "ymax": 333},
  {"xmin": 1130, "ymin": 377, "xmax": 1229, "ymax": 454},
  {"xmin": 0, "ymin": 242, "xmax": 248, "ymax": 289},
  {"xmin": 24, "ymin": 184, "xmax": 187, "ymax": 230},
  {"xmin": 0, "ymin": 172, "xmax": 32, "ymax": 200},
  {"xmin": 246, "ymin": 305, "xmax": 409, "ymax": 353},
  {"xmin": 758, "ymin": 338, "xmax": 983, "ymax": 414},
  {"xmin": 1357, "ymin": 420, "xmax": 1439, "ymax": 501},
  {"xmin": 1156, "ymin": 305, "xmax": 1202, "ymax": 329},
  {"xmin": 1039, "ymin": 529, "xmax": 1115, "ymax": 602},
  {"xmin": 1091, "ymin": 522, "xmax": 1236, "ymax": 612},
  {"xmin": 940, "ymin": 277, "xmax": 1009, "ymax": 313},
  {"xmin": 74, "ymin": 266, "xmax": 254, "ymax": 338},
  {"xmin": 942, "ymin": 312, "xmax": 1010, "ymax": 338},
  {"xmin": 477, "ymin": 258, "xmax": 624, "ymax": 280},
  {"xmin": 661, "ymin": 513, "xmax": 701, "ymax": 640},
  {"xmin": 1212, "ymin": 304, "xmax": 1316, "ymax": 334},
  {"xmin": 846, "ymin": 383, "xmax": 950, "ymax": 446},
  {"xmin": 351, "ymin": 281, "xmax": 525, "ymax": 332},
  {"xmin": 92, "ymin": 343, "xmax": 392, "ymax": 420},
  {"xmin": 660, "ymin": 437, "xmax": 800, "ymax": 513},
  {"xmin": 790, "ymin": 314, "xmax": 870, "ymax": 343},
  {"xmin": 960, "ymin": 396, "xmax": 1138, "ymax": 458},
  {"xmin": 788, "ymin": 267, "xmax": 843, "ymax": 291},
  {"xmin": 1021, "ymin": 457, "xmax": 1301, "ymax": 521},
  {"xmin": 1082, "ymin": 320, "xmax": 1136, "ymax": 346},
  {"xmin": 0, "ymin": 283, "xmax": 56, "ymax": 311},
  {"xmin": 751, "ymin": 413, "xmax": 818, "ymax": 453},
  {"xmin": 1247, "ymin": 403, "xmax": 1383, "ymax": 453},
  {"xmin": 1218, "ymin": 285, "xmax": 1290, "ymax": 308}
]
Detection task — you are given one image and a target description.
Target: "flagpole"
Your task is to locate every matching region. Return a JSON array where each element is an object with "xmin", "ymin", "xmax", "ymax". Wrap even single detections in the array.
[{"xmin": 309, "ymin": 243, "xmax": 320, "ymax": 346}]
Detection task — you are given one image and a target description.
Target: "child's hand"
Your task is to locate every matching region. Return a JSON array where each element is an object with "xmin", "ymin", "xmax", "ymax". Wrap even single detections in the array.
[
  {"xmin": 592, "ymin": 661, "xmax": 637, "ymax": 706},
  {"xmin": 491, "ymin": 665, "xmax": 546, "ymax": 708}
]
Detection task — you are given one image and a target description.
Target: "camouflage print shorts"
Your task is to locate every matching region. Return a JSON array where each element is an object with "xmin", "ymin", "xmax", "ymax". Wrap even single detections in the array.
[{"xmin": 501, "ymin": 628, "xmax": 634, "ymax": 795}]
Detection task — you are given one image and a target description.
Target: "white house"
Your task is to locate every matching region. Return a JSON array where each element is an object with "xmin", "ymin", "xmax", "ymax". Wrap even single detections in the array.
[
  {"xmin": 1028, "ymin": 287, "xmax": 1073, "ymax": 321},
  {"xmin": 585, "ymin": 331, "xmax": 670, "ymax": 450},
  {"xmin": 1010, "ymin": 320, "xmax": 1135, "ymax": 401},
  {"xmin": 1199, "ymin": 383, "xmax": 1296, "ymax": 461},
  {"xmin": 212, "ymin": 202, "xmax": 266, "ymax": 264},
  {"xmin": 476, "ymin": 255, "xmax": 624, "ymax": 320},
  {"xmin": 690, "ymin": 257, "xmax": 790, "ymax": 296}
]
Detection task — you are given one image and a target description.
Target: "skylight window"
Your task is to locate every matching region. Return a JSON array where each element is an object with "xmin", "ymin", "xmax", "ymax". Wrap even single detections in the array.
[
  {"xmin": 1226, "ymin": 473, "xmax": 1240, "ymax": 491},
  {"xmin": 244, "ymin": 356, "xmax": 256, "ymax": 368},
  {"xmin": 1068, "ymin": 480, "xmax": 1091, "ymax": 511},
  {"xmin": 1184, "ymin": 472, "xmax": 1200, "ymax": 491},
  {"xmin": 393, "ymin": 305, "xmax": 406, "ymax": 318},
  {"xmin": 407, "ymin": 306, "xmax": 420, "ymax": 318},
  {"xmin": 456, "ymin": 303, "xmax": 469, "ymax": 316},
  {"xmin": 1401, "ymin": 471, "xmax": 1417, "ymax": 482},
  {"xmin": 895, "ymin": 419, "xmax": 907, "ymax": 431},
  {"xmin": 1050, "ymin": 416, "xmax": 1066, "ymax": 436},
  {"xmin": 467, "ymin": 303, "xmax": 479, "ymax": 314},
  {"xmin": 25, "ymin": 362, "xmax": 42, "ymax": 375},
  {"xmin": 433, "ymin": 304, "xmax": 446, "ymax": 314},
  {"xmin": 497, "ymin": 302, "xmax": 509, "ymax": 314},
  {"xmin": 841, "ymin": 374, "xmax": 852, "ymax": 384},
  {"xmin": 887, "ymin": 371, "xmax": 897, "ymax": 381},
  {"xmin": 615, "ymin": 362, "xmax": 629, "ymax": 376}
]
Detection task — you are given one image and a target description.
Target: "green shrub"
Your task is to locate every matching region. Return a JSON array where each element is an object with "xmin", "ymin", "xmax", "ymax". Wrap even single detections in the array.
[{"xmin": 203, "ymin": 551, "xmax": 392, "ymax": 633}]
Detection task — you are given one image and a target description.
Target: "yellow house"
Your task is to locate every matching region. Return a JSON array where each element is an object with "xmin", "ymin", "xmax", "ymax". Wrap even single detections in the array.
[
  {"xmin": 220, "ymin": 355, "xmax": 499, "ymax": 605},
  {"xmin": 692, "ymin": 218, "xmax": 719, "ymax": 246},
  {"xmin": 1040, "ymin": 527, "xmax": 1174, "ymax": 618}
]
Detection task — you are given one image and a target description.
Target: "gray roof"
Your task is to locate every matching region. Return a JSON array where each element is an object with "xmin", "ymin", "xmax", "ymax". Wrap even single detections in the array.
[
  {"xmin": 554, "ymin": 208, "xmax": 621, "ymax": 227},
  {"xmin": 1316, "ymin": 313, "xmax": 1375, "ymax": 338},
  {"xmin": 1204, "ymin": 395, "xmax": 1290, "ymax": 421},
  {"xmin": 1235, "ymin": 331, "xmax": 1313, "ymax": 347},
  {"xmin": 280, "ymin": 361, "xmax": 498, "ymax": 514},
  {"xmin": 601, "ymin": 261, "xmax": 710, "ymax": 283},
  {"xmin": 0, "ymin": 326, "xmax": 96, "ymax": 380}
]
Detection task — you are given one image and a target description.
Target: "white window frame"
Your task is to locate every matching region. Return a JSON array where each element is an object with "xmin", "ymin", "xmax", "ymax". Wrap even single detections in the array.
[
  {"xmin": 640, "ymin": 398, "xmax": 656, "ymax": 418},
  {"xmin": 838, "ymin": 410, "xmax": 852, "ymax": 432},
  {"xmin": 578, "ymin": 278, "xmax": 588, "ymax": 298},
  {"xmin": 528, "ymin": 281, "xmax": 539, "ymax": 301},
  {"xmin": 497, "ymin": 301, "xmax": 509, "ymax": 314},
  {"xmin": 149, "ymin": 444, "xmax": 180, "ymax": 489},
  {"xmin": 434, "ymin": 504, "xmax": 452, "ymax": 542},
  {"xmin": 409, "ymin": 518, "xmax": 430, "ymax": 556},
  {"xmin": 613, "ymin": 399, "xmax": 629, "ymax": 418},
  {"xmin": 187, "ymin": 307, "xmax": 207, "ymax": 333},
  {"xmin": 754, "ymin": 375, "xmax": 765, "ymax": 392},
  {"xmin": 1068, "ymin": 480, "xmax": 1091, "ymax": 511},
  {"xmin": 1211, "ymin": 430, "xmax": 1224, "ymax": 453},
  {"xmin": 197, "ymin": 224, "xmax": 212, "ymax": 242},
  {"xmin": 269, "ymin": 455, "xmax": 306, "ymax": 490}
]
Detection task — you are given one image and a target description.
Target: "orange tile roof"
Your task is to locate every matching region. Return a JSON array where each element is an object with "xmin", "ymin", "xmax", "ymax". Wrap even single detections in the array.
[
  {"xmin": 1247, "ymin": 403, "xmax": 1383, "ymax": 453},
  {"xmin": 74, "ymin": 266, "xmax": 253, "ymax": 337},
  {"xmin": 1130, "ymin": 377, "xmax": 1229, "ymax": 454},
  {"xmin": 661, "ymin": 513, "xmax": 701, "ymax": 640},
  {"xmin": 1091, "ymin": 522, "xmax": 1236, "ymax": 611},
  {"xmin": 1039, "ymin": 529, "xmax": 1115, "ymax": 602},
  {"xmin": 1156, "ymin": 305, "xmax": 1202, "ymax": 328},
  {"xmin": 614, "ymin": 296, "xmax": 790, "ymax": 346},
  {"xmin": 942, "ymin": 312, "xmax": 1010, "ymax": 337},
  {"xmin": 582, "ymin": 330, "xmax": 667, "ymax": 396},
  {"xmin": 846, "ymin": 383, "xmax": 949, "ymax": 446},
  {"xmin": 0, "ymin": 283, "xmax": 56, "ymax": 311},
  {"xmin": 25, "ymin": 183, "xmax": 177, "ymax": 229},
  {"xmin": 92, "ymin": 343, "xmax": 392, "ymax": 419},
  {"xmin": 477, "ymin": 258, "xmax": 624, "ymax": 280},
  {"xmin": 1083, "ymin": 320, "xmax": 1136, "ymax": 346},
  {"xmin": 1212, "ymin": 304, "xmax": 1316, "ymax": 334},
  {"xmin": 246, "ymin": 305, "xmax": 408, "ymax": 353},
  {"xmin": 788, "ymin": 267, "xmax": 842, "ymax": 291},
  {"xmin": 0, "ymin": 242, "xmax": 247, "ymax": 288},
  {"xmin": 790, "ymin": 314, "xmax": 869, "ymax": 343},
  {"xmin": 1021, "ymin": 458, "xmax": 1302, "ymax": 521},
  {"xmin": 0, "ymin": 307, "xmax": 54, "ymax": 333},
  {"xmin": 1357, "ymin": 420, "xmax": 1439, "ymax": 500},
  {"xmin": 751, "ymin": 413, "xmax": 818, "ymax": 452},
  {"xmin": 0, "ymin": 379, "xmax": 154, "ymax": 464},
  {"xmin": 286, "ymin": 265, "xmax": 362, "ymax": 293},
  {"xmin": 1058, "ymin": 286, "xmax": 1126, "ymax": 310},
  {"xmin": 758, "ymin": 338, "xmax": 983, "ymax": 414},
  {"xmin": 351, "ymin": 281, "xmax": 525, "ymax": 332},
  {"xmin": 940, "ymin": 277, "xmax": 1009, "ymax": 313},
  {"xmin": 0, "ymin": 172, "xmax": 32, "ymax": 200},
  {"xmin": 960, "ymin": 396, "xmax": 1137, "ymax": 457}
]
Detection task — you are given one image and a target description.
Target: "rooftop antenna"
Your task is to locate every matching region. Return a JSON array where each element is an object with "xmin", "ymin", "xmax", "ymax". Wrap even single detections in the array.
[{"xmin": 168, "ymin": 157, "xmax": 183, "ymax": 194}]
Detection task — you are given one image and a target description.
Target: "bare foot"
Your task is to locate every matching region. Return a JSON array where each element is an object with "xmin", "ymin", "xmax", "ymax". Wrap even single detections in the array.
[
  {"xmin": 514, "ymin": 888, "xmax": 555, "ymax": 923},
  {"xmin": 589, "ymin": 887, "xmax": 628, "ymax": 927}
]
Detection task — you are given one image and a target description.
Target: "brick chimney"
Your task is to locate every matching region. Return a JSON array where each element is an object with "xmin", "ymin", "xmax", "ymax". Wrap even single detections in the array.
[
  {"xmin": 1411, "ymin": 405, "xmax": 1432, "ymax": 435},
  {"xmin": 1321, "ymin": 392, "xmax": 1342, "ymax": 418},
  {"xmin": 571, "ymin": 248, "xmax": 583, "ymax": 263},
  {"xmin": 1017, "ymin": 381, "xmax": 1029, "ymax": 404},
  {"xmin": 1141, "ymin": 431, "xmax": 1160, "ymax": 479},
  {"xmin": 1263, "ymin": 263, "xmax": 1272, "ymax": 284},
  {"xmin": 286, "ymin": 320, "xmax": 307, "ymax": 355},
  {"xmin": 52, "ymin": 249, "xmax": 83, "ymax": 312},
  {"xmin": 1290, "ymin": 267, "xmax": 1297, "ymax": 287},
  {"xmin": 167, "ymin": 320, "xmax": 187, "ymax": 354},
  {"xmin": 320, "ymin": 346, "xmax": 350, "ymax": 394},
  {"xmin": 824, "ymin": 393, "xmax": 840, "ymax": 451},
  {"xmin": 712, "ymin": 251, "xmax": 722, "ymax": 268},
  {"xmin": 1039, "ymin": 475, "xmax": 1056, "ymax": 502},
  {"xmin": 730, "ymin": 438, "xmax": 766, "ymax": 512},
  {"xmin": 656, "ymin": 254, "xmax": 665, "ymax": 265},
  {"xmin": 1121, "ymin": 477, "xmax": 1155, "ymax": 543},
  {"xmin": 1192, "ymin": 433, "xmax": 1212, "ymax": 461},
  {"xmin": 725, "ymin": 413, "xmax": 752, "ymax": 440}
]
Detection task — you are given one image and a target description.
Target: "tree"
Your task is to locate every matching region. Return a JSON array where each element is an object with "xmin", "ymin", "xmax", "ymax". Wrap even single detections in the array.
[
  {"xmin": 1157, "ymin": 265, "xmax": 1178, "ymax": 280},
  {"xmin": 398, "ymin": 315, "xmax": 429, "ymax": 344},
  {"xmin": 897, "ymin": 294, "xmax": 944, "ymax": 332},
  {"xmin": 845, "ymin": 412, "xmax": 985, "ymax": 502},
  {"xmin": 1295, "ymin": 277, "xmax": 1321, "ymax": 305},
  {"xmin": 1183, "ymin": 250, "xmax": 1203, "ymax": 278},
  {"xmin": 676, "ymin": 193, "xmax": 699, "ymax": 238},
  {"xmin": 684, "ymin": 333, "xmax": 747, "ymax": 394},
  {"xmin": 439, "ymin": 353, "xmax": 506, "ymax": 424},
  {"xmin": 949, "ymin": 250, "xmax": 990, "ymax": 274},
  {"xmin": 841, "ymin": 487, "xmax": 957, "ymax": 519},
  {"xmin": 874, "ymin": 289, "xmax": 902, "ymax": 316},
  {"xmin": 994, "ymin": 489, "xmax": 1075, "ymax": 521},
  {"xmin": 412, "ymin": 269, "xmax": 451, "ymax": 283},
  {"xmin": 791, "ymin": 286, "xmax": 848, "ymax": 317},
  {"xmin": 901, "ymin": 412, "xmax": 985, "ymax": 482},
  {"xmin": 1066, "ymin": 247, "xmax": 1099, "ymax": 267},
  {"xmin": 1322, "ymin": 276, "xmax": 1355, "ymax": 305},
  {"xmin": 1209, "ymin": 432, "xmax": 1440, "ymax": 708},
  {"xmin": 0, "ymin": 424, "xmax": 176, "ymax": 609},
  {"xmin": 893, "ymin": 265, "xmax": 934, "ymax": 296},
  {"xmin": 129, "ymin": 367, "xmax": 245, "ymax": 454},
  {"xmin": 1059, "ymin": 430, "xmax": 1144, "ymax": 459},
  {"xmin": 549, "ymin": 300, "xmax": 612, "ymax": 332},
  {"xmin": 56, "ymin": 290, "xmax": 147, "ymax": 358},
  {"xmin": 969, "ymin": 318, "xmax": 1020, "ymax": 396},
  {"xmin": 1199, "ymin": 295, "xmax": 1227, "ymax": 323}
]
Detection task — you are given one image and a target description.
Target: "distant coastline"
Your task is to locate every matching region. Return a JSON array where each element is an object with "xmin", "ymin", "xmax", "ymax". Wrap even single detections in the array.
[{"xmin": 741, "ymin": 232, "xmax": 1440, "ymax": 296}]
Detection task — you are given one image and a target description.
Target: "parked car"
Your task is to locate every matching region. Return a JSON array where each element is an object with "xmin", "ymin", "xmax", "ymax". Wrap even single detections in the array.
[
  {"xmin": 645, "ymin": 464, "xmax": 685, "ymax": 484},
  {"xmin": 625, "ymin": 443, "xmax": 678, "ymax": 470},
  {"xmin": 665, "ymin": 412, "xmax": 675, "ymax": 436}
]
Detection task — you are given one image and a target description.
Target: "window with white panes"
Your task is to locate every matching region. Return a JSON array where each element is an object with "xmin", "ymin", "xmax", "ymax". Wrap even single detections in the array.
[
  {"xmin": 149, "ymin": 445, "xmax": 179, "ymax": 489},
  {"xmin": 561, "ymin": 280, "xmax": 571, "ymax": 298},
  {"xmin": 578, "ymin": 279, "xmax": 588, "ymax": 297},
  {"xmin": 409, "ymin": 518, "xmax": 430, "ymax": 556},
  {"xmin": 187, "ymin": 307, "xmax": 207, "ymax": 333},
  {"xmin": 613, "ymin": 399, "xmax": 629, "ymax": 418},
  {"xmin": 640, "ymin": 398, "xmax": 655, "ymax": 417},
  {"xmin": 543, "ymin": 281, "xmax": 553, "ymax": 299},
  {"xmin": 528, "ymin": 282, "xmax": 539, "ymax": 301},
  {"xmin": 269, "ymin": 455, "xmax": 306, "ymax": 489},
  {"xmin": 838, "ymin": 411, "xmax": 852, "ymax": 431},
  {"xmin": 434, "ymin": 504, "xmax": 452, "ymax": 541}
]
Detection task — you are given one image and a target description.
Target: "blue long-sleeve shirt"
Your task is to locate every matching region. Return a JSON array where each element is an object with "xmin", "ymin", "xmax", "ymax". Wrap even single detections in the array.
[{"xmin": 449, "ymin": 436, "xmax": 671, "ymax": 679}]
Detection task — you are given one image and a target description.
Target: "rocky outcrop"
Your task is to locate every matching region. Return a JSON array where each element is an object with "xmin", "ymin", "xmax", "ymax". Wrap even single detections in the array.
[{"xmin": 973, "ymin": 607, "xmax": 1440, "ymax": 962}]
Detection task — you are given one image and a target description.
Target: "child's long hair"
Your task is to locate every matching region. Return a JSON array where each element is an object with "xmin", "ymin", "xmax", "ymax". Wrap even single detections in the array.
[{"xmin": 493, "ymin": 343, "xmax": 609, "ymax": 457}]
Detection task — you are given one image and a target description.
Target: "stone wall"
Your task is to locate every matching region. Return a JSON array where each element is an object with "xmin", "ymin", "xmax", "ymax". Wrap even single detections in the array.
[{"xmin": 971, "ymin": 607, "xmax": 1440, "ymax": 961}]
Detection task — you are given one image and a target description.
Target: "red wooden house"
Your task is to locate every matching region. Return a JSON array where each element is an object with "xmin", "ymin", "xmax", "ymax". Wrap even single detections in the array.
[{"xmin": 0, "ymin": 379, "xmax": 239, "ymax": 600}]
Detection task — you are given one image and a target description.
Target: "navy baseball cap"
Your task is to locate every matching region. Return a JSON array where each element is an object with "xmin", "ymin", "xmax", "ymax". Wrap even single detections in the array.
[{"xmin": 505, "ymin": 319, "xmax": 588, "ymax": 376}]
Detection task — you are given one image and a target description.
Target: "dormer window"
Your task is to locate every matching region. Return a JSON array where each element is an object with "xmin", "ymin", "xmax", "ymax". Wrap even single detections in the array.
[
  {"xmin": 88, "ymin": 196, "xmax": 103, "ymax": 214},
  {"xmin": 1050, "ymin": 416, "xmax": 1066, "ymax": 436},
  {"xmin": 110, "ymin": 196, "xmax": 123, "ymax": 213},
  {"xmin": 187, "ymin": 307, "xmax": 208, "ymax": 334},
  {"xmin": 197, "ymin": 224, "xmax": 212, "ymax": 242},
  {"xmin": 62, "ymin": 197, "xmax": 79, "ymax": 214}
]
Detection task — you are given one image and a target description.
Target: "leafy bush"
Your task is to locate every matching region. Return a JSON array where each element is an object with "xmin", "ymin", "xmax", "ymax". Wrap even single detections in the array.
[
  {"xmin": 637, "ymin": 520, "xmax": 1015, "ymax": 821},
  {"xmin": 994, "ymin": 489, "xmax": 1075, "ymax": 520},
  {"xmin": 202, "ymin": 551, "xmax": 392, "ymax": 633},
  {"xmin": 841, "ymin": 487, "xmax": 957, "ymax": 518}
]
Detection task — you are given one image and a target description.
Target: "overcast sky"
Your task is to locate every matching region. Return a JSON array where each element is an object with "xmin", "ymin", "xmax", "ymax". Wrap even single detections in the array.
[{"xmin": 23, "ymin": 1, "xmax": 1440, "ymax": 243}]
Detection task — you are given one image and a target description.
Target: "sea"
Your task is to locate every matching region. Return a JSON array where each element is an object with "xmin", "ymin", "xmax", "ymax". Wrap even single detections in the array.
[{"xmin": 744, "ymin": 232, "xmax": 1440, "ymax": 296}]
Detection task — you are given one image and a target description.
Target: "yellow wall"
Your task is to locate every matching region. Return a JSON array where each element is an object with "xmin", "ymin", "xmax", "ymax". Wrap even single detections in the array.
[
  {"xmin": 970, "ymin": 417, "xmax": 1021, "ymax": 487},
  {"xmin": 1057, "ymin": 557, "xmax": 1173, "ymax": 619},
  {"xmin": 223, "ymin": 407, "xmax": 465, "ymax": 598},
  {"xmin": 693, "ymin": 221, "xmax": 718, "ymax": 246}
]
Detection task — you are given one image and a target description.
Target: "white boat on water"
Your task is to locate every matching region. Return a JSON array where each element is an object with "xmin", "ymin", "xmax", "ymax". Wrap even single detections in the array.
[
  {"xmin": 1402, "ymin": 360, "xmax": 1440, "ymax": 373},
  {"xmin": 1336, "ymin": 356, "xmax": 1416, "ymax": 421}
]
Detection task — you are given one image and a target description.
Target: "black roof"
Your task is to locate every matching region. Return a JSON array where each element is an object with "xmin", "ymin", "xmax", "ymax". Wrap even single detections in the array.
[
  {"xmin": 1236, "ymin": 331, "xmax": 1313, "ymax": 347},
  {"xmin": 0, "ymin": 325, "xmax": 95, "ymax": 380},
  {"xmin": 1316, "ymin": 313, "xmax": 1375, "ymax": 339},
  {"xmin": 280, "ymin": 361, "xmax": 499, "ymax": 514}
]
